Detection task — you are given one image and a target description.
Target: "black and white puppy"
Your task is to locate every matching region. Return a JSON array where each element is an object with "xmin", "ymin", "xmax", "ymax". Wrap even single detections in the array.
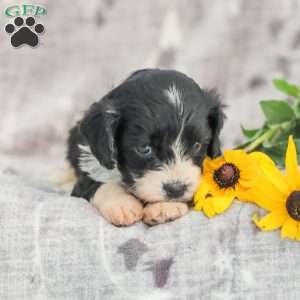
[{"xmin": 67, "ymin": 69, "xmax": 224, "ymax": 226}]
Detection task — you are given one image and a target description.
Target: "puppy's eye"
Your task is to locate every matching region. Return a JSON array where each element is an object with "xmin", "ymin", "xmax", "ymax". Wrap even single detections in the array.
[
  {"xmin": 136, "ymin": 145, "xmax": 152, "ymax": 157},
  {"xmin": 192, "ymin": 142, "xmax": 203, "ymax": 154}
]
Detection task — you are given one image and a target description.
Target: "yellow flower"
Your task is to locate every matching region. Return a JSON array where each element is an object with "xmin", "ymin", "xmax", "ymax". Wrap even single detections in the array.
[
  {"xmin": 252, "ymin": 136, "xmax": 300, "ymax": 241},
  {"xmin": 194, "ymin": 149, "xmax": 271, "ymax": 217}
]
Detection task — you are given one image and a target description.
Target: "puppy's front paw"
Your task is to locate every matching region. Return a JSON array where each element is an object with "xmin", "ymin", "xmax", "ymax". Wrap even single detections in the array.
[
  {"xmin": 143, "ymin": 202, "xmax": 189, "ymax": 226},
  {"xmin": 92, "ymin": 183, "xmax": 143, "ymax": 226},
  {"xmin": 101, "ymin": 196, "xmax": 143, "ymax": 226}
]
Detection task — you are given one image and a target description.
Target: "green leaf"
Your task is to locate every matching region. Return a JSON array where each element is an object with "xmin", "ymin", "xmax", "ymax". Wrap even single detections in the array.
[
  {"xmin": 238, "ymin": 79, "xmax": 300, "ymax": 161},
  {"xmin": 273, "ymin": 79, "xmax": 300, "ymax": 98},
  {"xmin": 268, "ymin": 121, "xmax": 299, "ymax": 144},
  {"xmin": 241, "ymin": 126, "xmax": 260, "ymax": 139},
  {"xmin": 295, "ymin": 101, "xmax": 300, "ymax": 117},
  {"xmin": 260, "ymin": 100, "xmax": 295, "ymax": 124},
  {"xmin": 236, "ymin": 126, "xmax": 269, "ymax": 150},
  {"xmin": 235, "ymin": 126, "xmax": 267, "ymax": 149}
]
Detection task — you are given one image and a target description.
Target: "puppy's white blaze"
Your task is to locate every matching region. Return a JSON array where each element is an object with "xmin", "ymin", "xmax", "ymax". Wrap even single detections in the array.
[
  {"xmin": 78, "ymin": 144, "xmax": 121, "ymax": 183},
  {"xmin": 172, "ymin": 120, "xmax": 186, "ymax": 161},
  {"xmin": 164, "ymin": 84, "xmax": 184, "ymax": 115},
  {"xmin": 134, "ymin": 157, "xmax": 201, "ymax": 203},
  {"xmin": 165, "ymin": 83, "xmax": 187, "ymax": 160}
]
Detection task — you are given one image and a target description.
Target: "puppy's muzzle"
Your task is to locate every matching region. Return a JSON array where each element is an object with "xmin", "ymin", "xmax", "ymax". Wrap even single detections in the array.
[{"xmin": 163, "ymin": 182, "xmax": 187, "ymax": 199}]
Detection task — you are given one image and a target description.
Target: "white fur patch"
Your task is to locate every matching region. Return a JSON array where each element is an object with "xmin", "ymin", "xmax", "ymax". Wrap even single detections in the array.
[
  {"xmin": 78, "ymin": 144, "xmax": 121, "ymax": 183},
  {"xmin": 172, "ymin": 119, "xmax": 186, "ymax": 161},
  {"xmin": 133, "ymin": 157, "xmax": 201, "ymax": 203},
  {"xmin": 164, "ymin": 84, "xmax": 184, "ymax": 115},
  {"xmin": 165, "ymin": 84, "xmax": 186, "ymax": 161}
]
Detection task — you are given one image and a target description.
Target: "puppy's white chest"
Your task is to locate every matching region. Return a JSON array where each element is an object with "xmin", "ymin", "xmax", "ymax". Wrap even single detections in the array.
[{"xmin": 78, "ymin": 144, "xmax": 121, "ymax": 182}]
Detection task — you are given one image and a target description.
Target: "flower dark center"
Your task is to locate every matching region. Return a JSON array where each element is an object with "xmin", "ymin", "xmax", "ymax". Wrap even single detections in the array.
[
  {"xmin": 286, "ymin": 191, "xmax": 300, "ymax": 221},
  {"xmin": 213, "ymin": 163, "xmax": 240, "ymax": 188}
]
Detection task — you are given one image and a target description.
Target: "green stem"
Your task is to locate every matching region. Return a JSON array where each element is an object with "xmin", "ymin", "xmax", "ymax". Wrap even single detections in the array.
[
  {"xmin": 244, "ymin": 127, "xmax": 278, "ymax": 152},
  {"xmin": 294, "ymin": 101, "xmax": 300, "ymax": 118}
]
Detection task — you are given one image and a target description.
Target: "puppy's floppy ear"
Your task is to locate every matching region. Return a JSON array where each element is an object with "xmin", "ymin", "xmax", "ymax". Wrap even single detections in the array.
[
  {"xmin": 79, "ymin": 100, "xmax": 120, "ymax": 169},
  {"xmin": 205, "ymin": 90, "xmax": 225, "ymax": 158}
]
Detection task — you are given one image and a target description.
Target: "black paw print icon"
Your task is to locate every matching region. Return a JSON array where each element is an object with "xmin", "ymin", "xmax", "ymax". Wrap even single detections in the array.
[{"xmin": 5, "ymin": 17, "xmax": 44, "ymax": 47}]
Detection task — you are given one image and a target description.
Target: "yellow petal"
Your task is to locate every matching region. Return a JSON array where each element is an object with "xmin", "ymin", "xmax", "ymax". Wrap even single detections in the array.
[
  {"xmin": 211, "ymin": 196, "xmax": 234, "ymax": 214},
  {"xmin": 253, "ymin": 211, "xmax": 287, "ymax": 231},
  {"xmin": 237, "ymin": 177, "xmax": 254, "ymax": 189},
  {"xmin": 194, "ymin": 181, "xmax": 210, "ymax": 202},
  {"xmin": 281, "ymin": 218, "xmax": 298, "ymax": 240},
  {"xmin": 250, "ymin": 177, "xmax": 286, "ymax": 210},
  {"xmin": 249, "ymin": 151, "xmax": 275, "ymax": 169},
  {"xmin": 236, "ymin": 188, "xmax": 253, "ymax": 202},
  {"xmin": 194, "ymin": 181, "xmax": 210, "ymax": 211},
  {"xmin": 296, "ymin": 223, "xmax": 300, "ymax": 241},
  {"xmin": 215, "ymin": 187, "xmax": 236, "ymax": 198},
  {"xmin": 285, "ymin": 135, "xmax": 300, "ymax": 189},
  {"xmin": 202, "ymin": 198, "xmax": 217, "ymax": 218},
  {"xmin": 259, "ymin": 160, "xmax": 291, "ymax": 196},
  {"xmin": 194, "ymin": 194, "xmax": 205, "ymax": 211},
  {"xmin": 235, "ymin": 178, "xmax": 256, "ymax": 200},
  {"xmin": 252, "ymin": 194, "xmax": 284, "ymax": 212},
  {"xmin": 223, "ymin": 149, "xmax": 245, "ymax": 164},
  {"xmin": 193, "ymin": 198, "xmax": 204, "ymax": 211},
  {"xmin": 203, "ymin": 156, "xmax": 224, "ymax": 173}
]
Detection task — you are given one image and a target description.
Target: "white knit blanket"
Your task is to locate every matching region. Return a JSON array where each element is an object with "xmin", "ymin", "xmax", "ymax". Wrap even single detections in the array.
[{"xmin": 1, "ymin": 171, "xmax": 299, "ymax": 300}]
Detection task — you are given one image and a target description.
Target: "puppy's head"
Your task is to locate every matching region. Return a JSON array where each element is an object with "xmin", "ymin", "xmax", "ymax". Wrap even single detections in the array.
[{"xmin": 80, "ymin": 69, "xmax": 224, "ymax": 203}]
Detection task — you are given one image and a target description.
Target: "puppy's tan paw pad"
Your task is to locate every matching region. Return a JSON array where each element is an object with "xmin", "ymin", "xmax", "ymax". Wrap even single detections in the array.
[
  {"xmin": 103, "ymin": 204, "xmax": 143, "ymax": 226},
  {"xmin": 143, "ymin": 202, "xmax": 188, "ymax": 225},
  {"xmin": 100, "ymin": 197, "xmax": 143, "ymax": 226}
]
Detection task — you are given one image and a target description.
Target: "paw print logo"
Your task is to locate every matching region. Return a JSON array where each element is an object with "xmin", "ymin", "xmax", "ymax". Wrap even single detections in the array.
[{"xmin": 5, "ymin": 17, "xmax": 44, "ymax": 47}]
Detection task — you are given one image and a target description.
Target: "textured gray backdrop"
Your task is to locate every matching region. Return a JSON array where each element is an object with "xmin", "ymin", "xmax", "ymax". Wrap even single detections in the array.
[
  {"xmin": 1, "ymin": 2, "xmax": 300, "ymax": 299},
  {"xmin": 1, "ymin": 0, "xmax": 300, "ymax": 178}
]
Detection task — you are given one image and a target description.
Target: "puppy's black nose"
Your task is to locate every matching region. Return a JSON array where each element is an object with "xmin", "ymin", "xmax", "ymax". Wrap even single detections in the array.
[{"xmin": 163, "ymin": 182, "xmax": 187, "ymax": 199}]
